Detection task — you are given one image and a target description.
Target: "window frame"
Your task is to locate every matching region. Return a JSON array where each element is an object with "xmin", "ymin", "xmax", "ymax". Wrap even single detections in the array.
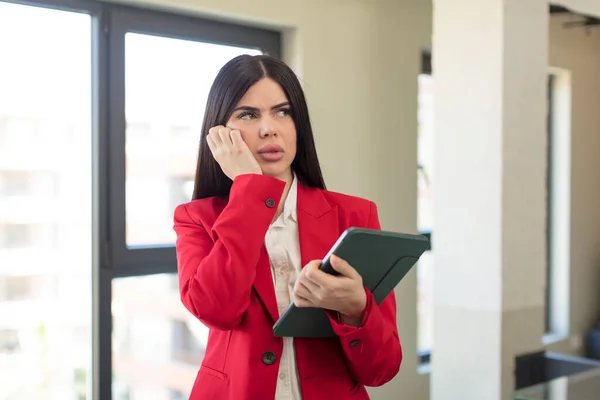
[
  {"xmin": 543, "ymin": 68, "xmax": 571, "ymax": 344},
  {"xmin": 106, "ymin": 4, "xmax": 281, "ymax": 275}
]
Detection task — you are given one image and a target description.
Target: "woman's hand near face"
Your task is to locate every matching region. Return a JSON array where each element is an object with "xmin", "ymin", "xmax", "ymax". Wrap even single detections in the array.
[
  {"xmin": 206, "ymin": 125, "xmax": 262, "ymax": 180},
  {"xmin": 293, "ymin": 255, "xmax": 367, "ymax": 326}
]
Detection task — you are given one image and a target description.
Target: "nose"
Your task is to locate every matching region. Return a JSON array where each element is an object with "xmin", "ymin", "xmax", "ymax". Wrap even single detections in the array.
[{"xmin": 259, "ymin": 116, "xmax": 277, "ymax": 138}]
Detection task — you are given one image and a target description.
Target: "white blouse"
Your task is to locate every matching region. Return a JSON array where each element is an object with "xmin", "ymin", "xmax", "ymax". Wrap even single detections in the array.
[{"xmin": 264, "ymin": 176, "xmax": 303, "ymax": 400}]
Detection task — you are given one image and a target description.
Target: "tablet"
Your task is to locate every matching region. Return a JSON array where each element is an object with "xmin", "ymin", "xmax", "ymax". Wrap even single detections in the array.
[{"xmin": 272, "ymin": 227, "xmax": 430, "ymax": 338}]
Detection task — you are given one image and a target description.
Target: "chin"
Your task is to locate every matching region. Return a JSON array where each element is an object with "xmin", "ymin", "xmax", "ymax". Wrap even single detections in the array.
[{"xmin": 261, "ymin": 165, "xmax": 292, "ymax": 182}]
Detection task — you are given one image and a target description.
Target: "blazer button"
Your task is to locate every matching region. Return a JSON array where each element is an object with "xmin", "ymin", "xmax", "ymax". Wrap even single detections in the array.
[
  {"xmin": 349, "ymin": 340, "xmax": 361, "ymax": 347},
  {"xmin": 265, "ymin": 198, "xmax": 276, "ymax": 208},
  {"xmin": 262, "ymin": 351, "xmax": 277, "ymax": 365}
]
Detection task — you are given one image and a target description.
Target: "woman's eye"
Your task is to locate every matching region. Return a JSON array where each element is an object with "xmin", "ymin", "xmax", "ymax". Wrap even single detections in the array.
[
  {"xmin": 238, "ymin": 112, "xmax": 256, "ymax": 120},
  {"xmin": 276, "ymin": 108, "xmax": 291, "ymax": 117}
]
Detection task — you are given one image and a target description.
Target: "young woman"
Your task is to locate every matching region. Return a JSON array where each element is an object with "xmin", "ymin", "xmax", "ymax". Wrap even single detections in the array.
[{"xmin": 173, "ymin": 54, "xmax": 401, "ymax": 400}]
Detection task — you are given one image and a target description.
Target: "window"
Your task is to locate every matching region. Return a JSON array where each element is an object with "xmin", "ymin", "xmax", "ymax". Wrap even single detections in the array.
[
  {"xmin": 169, "ymin": 176, "xmax": 196, "ymax": 213},
  {"xmin": 0, "ymin": 276, "xmax": 34, "ymax": 301},
  {"xmin": 106, "ymin": 6, "xmax": 279, "ymax": 272},
  {"xmin": 0, "ymin": 329, "xmax": 20, "ymax": 353},
  {"xmin": 0, "ymin": 170, "xmax": 59, "ymax": 197},
  {"xmin": 543, "ymin": 69, "xmax": 571, "ymax": 342},
  {"xmin": 112, "ymin": 274, "xmax": 207, "ymax": 399},
  {"xmin": 417, "ymin": 50, "xmax": 433, "ymax": 365},
  {"xmin": 0, "ymin": 171, "xmax": 32, "ymax": 196},
  {"xmin": 121, "ymin": 32, "xmax": 260, "ymax": 247},
  {"xmin": 0, "ymin": 3, "xmax": 93, "ymax": 400},
  {"xmin": 0, "ymin": 224, "xmax": 35, "ymax": 248},
  {"xmin": 1, "ymin": 117, "xmax": 38, "ymax": 146},
  {"xmin": 0, "ymin": 0, "xmax": 280, "ymax": 398}
]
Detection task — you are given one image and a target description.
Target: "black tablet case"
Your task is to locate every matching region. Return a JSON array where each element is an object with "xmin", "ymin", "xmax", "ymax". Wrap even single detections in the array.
[{"xmin": 272, "ymin": 228, "xmax": 430, "ymax": 338}]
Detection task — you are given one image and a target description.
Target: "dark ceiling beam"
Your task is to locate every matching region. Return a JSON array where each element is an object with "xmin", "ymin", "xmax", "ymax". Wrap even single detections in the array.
[
  {"xmin": 550, "ymin": 5, "xmax": 571, "ymax": 14},
  {"xmin": 549, "ymin": 3, "xmax": 600, "ymax": 29}
]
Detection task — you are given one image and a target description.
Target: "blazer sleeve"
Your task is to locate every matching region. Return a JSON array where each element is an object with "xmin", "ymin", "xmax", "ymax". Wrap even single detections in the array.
[
  {"xmin": 326, "ymin": 201, "xmax": 402, "ymax": 387},
  {"xmin": 173, "ymin": 174, "xmax": 285, "ymax": 331}
]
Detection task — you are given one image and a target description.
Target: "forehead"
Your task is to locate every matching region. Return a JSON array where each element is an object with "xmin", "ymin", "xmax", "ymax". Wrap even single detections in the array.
[{"xmin": 236, "ymin": 77, "xmax": 288, "ymax": 107}]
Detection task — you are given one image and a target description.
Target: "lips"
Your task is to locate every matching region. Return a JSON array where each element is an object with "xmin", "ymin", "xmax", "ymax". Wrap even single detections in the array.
[
  {"xmin": 257, "ymin": 144, "xmax": 284, "ymax": 162},
  {"xmin": 258, "ymin": 144, "xmax": 284, "ymax": 154}
]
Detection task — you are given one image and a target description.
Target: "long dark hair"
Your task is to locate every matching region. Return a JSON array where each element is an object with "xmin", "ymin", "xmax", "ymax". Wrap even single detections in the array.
[{"xmin": 192, "ymin": 54, "xmax": 326, "ymax": 200}]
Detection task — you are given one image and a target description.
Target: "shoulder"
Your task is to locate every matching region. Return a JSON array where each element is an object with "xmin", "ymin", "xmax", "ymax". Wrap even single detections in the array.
[
  {"xmin": 314, "ymin": 189, "xmax": 379, "ymax": 230},
  {"xmin": 174, "ymin": 196, "xmax": 227, "ymax": 225},
  {"xmin": 320, "ymin": 189, "xmax": 377, "ymax": 219},
  {"xmin": 322, "ymin": 189, "xmax": 373, "ymax": 208}
]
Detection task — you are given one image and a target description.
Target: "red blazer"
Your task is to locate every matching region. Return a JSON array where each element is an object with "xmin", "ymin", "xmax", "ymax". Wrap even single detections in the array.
[{"xmin": 173, "ymin": 174, "xmax": 401, "ymax": 400}]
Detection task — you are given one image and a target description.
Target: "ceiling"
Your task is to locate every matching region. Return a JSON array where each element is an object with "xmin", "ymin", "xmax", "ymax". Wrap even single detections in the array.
[{"xmin": 550, "ymin": 3, "xmax": 600, "ymax": 29}]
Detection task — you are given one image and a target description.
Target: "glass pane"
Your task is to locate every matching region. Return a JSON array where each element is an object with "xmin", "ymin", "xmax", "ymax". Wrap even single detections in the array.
[
  {"xmin": 112, "ymin": 274, "xmax": 208, "ymax": 400},
  {"xmin": 0, "ymin": 3, "xmax": 92, "ymax": 399},
  {"xmin": 416, "ymin": 73, "xmax": 434, "ymax": 357},
  {"xmin": 417, "ymin": 73, "xmax": 434, "ymax": 235},
  {"xmin": 125, "ymin": 33, "xmax": 262, "ymax": 248}
]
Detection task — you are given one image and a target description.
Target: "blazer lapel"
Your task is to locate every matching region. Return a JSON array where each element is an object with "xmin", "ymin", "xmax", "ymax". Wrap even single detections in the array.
[
  {"xmin": 297, "ymin": 184, "xmax": 340, "ymax": 269},
  {"xmin": 251, "ymin": 184, "xmax": 340, "ymax": 325}
]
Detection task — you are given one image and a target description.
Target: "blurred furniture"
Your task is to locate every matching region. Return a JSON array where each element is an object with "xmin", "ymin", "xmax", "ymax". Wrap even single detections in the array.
[{"xmin": 513, "ymin": 351, "xmax": 600, "ymax": 400}]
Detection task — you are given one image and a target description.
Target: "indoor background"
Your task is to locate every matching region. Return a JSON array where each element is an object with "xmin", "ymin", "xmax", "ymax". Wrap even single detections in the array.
[{"xmin": 0, "ymin": 0, "xmax": 599, "ymax": 399}]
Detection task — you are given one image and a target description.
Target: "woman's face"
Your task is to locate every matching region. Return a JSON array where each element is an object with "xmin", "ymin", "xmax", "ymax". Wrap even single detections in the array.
[{"xmin": 225, "ymin": 77, "xmax": 297, "ymax": 183}]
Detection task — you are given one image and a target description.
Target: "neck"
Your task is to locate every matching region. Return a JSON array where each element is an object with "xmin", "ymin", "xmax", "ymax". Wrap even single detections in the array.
[{"xmin": 273, "ymin": 171, "xmax": 293, "ymax": 221}]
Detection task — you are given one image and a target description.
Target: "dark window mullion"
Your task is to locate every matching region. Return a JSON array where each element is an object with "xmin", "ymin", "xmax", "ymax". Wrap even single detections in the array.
[{"xmin": 92, "ymin": 6, "xmax": 111, "ymax": 400}]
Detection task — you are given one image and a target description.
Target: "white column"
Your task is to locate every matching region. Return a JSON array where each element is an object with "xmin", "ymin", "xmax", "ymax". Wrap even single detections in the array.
[{"xmin": 431, "ymin": 1, "xmax": 549, "ymax": 399}]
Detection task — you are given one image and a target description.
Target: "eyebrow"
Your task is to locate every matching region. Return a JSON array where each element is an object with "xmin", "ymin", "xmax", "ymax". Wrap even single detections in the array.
[{"xmin": 233, "ymin": 101, "xmax": 290, "ymax": 112}]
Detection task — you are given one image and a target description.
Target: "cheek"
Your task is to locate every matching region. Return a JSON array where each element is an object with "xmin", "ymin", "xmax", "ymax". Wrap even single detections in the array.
[
  {"xmin": 288, "ymin": 135, "xmax": 297, "ymax": 154},
  {"xmin": 286, "ymin": 126, "xmax": 297, "ymax": 155},
  {"xmin": 239, "ymin": 131, "xmax": 258, "ymax": 149}
]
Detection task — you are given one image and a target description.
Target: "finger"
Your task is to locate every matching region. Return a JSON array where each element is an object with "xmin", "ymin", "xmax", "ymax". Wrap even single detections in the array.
[
  {"xmin": 208, "ymin": 133, "xmax": 222, "ymax": 149},
  {"xmin": 206, "ymin": 135, "xmax": 217, "ymax": 154},
  {"xmin": 293, "ymin": 283, "xmax": 316, "ymax": 307},
  {"xmin": 330, "ymin": 255, "xmax": 360, "ymax": 279},
  {"xmin": 208, "ymin": 126, "xmax": 223, "ymax": 144},
  {"xmin": 294, "ymin": 294, "xmax": 314, "ymax": 308},
  {"xmin": 298, "ymin": 275, "xmax": 320, "ymax": 294},
  {"xmin": 229, "ymin": 129, "xmax": 246, "ymax": 148},
  {"xmin": 208, "ymin": 125, "xmax": 224, "ymax": 135},
  {"xmin": 294, "ymin": 281, "xmax": 314, "ymax": 300},
  {"xmin": 293, "ymin": 271, "xmax": 317, "ymax": 296},
  {"xmin": 218, "ymin": 126, "xmax": 233, "ymax": 146},
  {"xmin": 300, "ymin": 260, "xmax": 321, "ymax": 277},
  {"xmin": 303, "ymin": 260, "xmax": 329, "ymax": 286},
  {"xmin": 305, "ymin": 266, "xmax": 337, "ymax": 288}
]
